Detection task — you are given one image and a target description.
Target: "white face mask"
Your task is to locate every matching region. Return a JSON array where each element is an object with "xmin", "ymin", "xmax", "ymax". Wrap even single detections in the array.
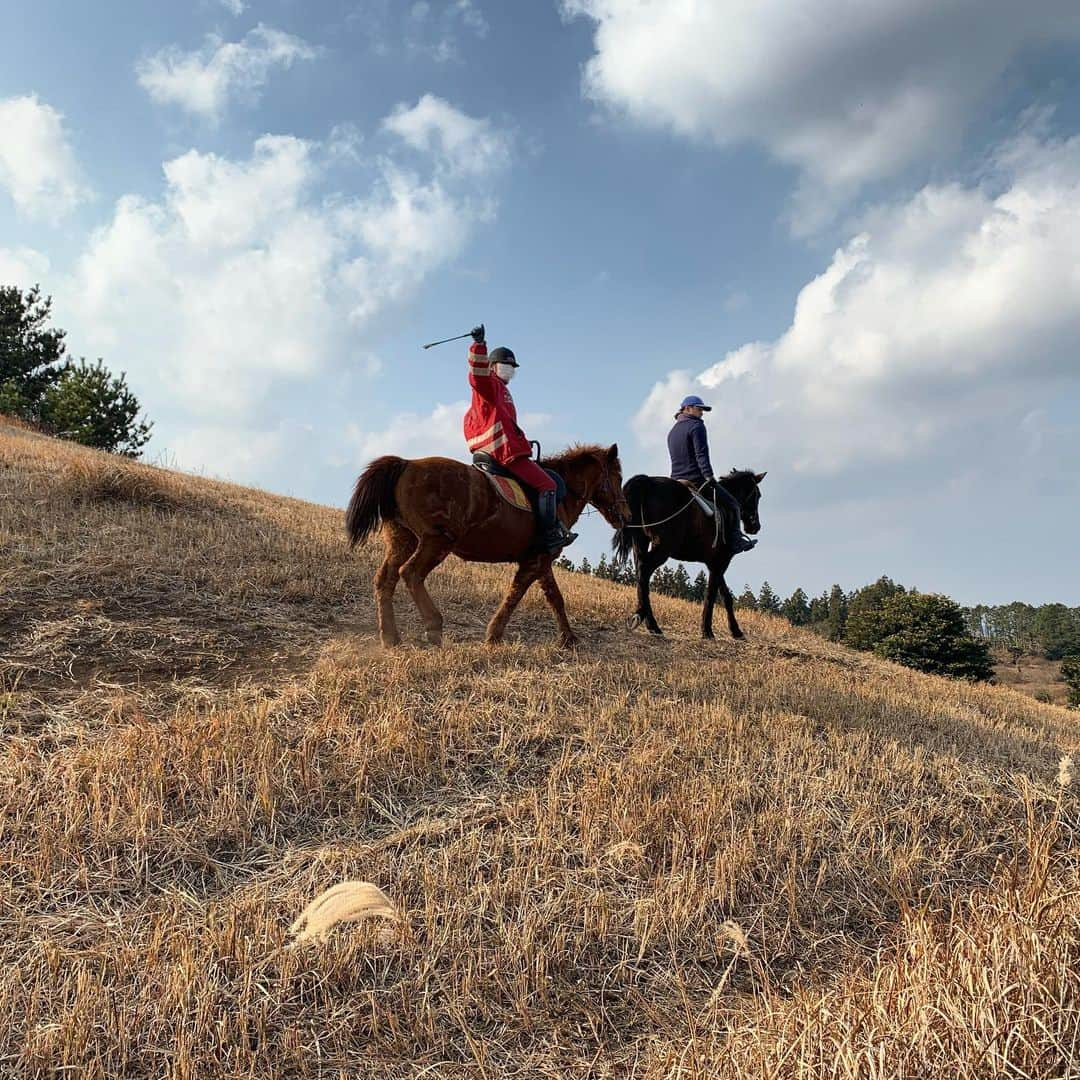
[{"xmin": 494, "ymin": 363, "xmax": 516, "ymax": 384}]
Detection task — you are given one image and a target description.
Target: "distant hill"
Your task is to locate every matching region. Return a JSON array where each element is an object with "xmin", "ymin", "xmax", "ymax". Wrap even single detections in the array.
[{"xmin": 1, "ymin": 417, "xmax": 1077, "ymax": 1079}]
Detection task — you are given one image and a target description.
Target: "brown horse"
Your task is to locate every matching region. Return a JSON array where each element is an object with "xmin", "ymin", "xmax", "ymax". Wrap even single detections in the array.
[{"xmin": 345, "ymin": 445, "xmax": 630, "ymax": 648}]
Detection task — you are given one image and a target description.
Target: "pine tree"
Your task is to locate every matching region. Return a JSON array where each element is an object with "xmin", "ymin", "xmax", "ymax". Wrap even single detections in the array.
[
  {"xmin": 578, "ymin": 557, "xmax": 592, "ymax": 576},
  {"xmin": 825, "ymin": 585, "xmax": 848, "ymax": 641},
  {"xmin": 781, "ymin": 587, "xmax": 811, "ymax": 626},
  {"xmin": 42, "ymin": 359, "xmax": 152, "ymax": 456},
  {"xmin": 690, "ymin": 570, "xmax": 708, "ymax": 603},
  {"xmin": 808, "ymin": 592, "xmax": 829, "ymax": 626},
  {"xmin": 0, "ymin": 284, "xmax": 67, "ymax": 420},
  {"xmin": 1061, "ymin": 655, "xmax": 1080, "ymax": 708},
  {"xmin": 672, "ymin": 563, "xmax": 692, "ymax": 599},
  {"xmin": 757, "ymin": 581, "xmax": 781, "ymax": 614},
  {"xmin": 595, "ymin": 554, "xmax": 610, "ymax": 580},
  {"xmin": 737, "ymin": 585, "xmax": 758, "ymax": 610},
  {"xmin": 852, "ymin": 592, "xmax": 994, "ymax": 680}
]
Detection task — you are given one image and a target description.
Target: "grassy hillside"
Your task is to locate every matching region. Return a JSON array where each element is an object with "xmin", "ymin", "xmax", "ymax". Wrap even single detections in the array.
[{"xmin": 2, "ymin": 419, "xmax": 1077, "ymax": 1079}]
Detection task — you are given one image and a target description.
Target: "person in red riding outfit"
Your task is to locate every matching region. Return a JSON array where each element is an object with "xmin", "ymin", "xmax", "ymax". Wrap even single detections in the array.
[{"xmin": 464, "ymin": 324, "xmax": 577, "ymax": 553}]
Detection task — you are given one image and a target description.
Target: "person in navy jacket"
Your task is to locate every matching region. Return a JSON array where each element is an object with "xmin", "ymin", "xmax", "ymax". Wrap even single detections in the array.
[{"xmin": 668, "ymin": 395, "xmax": 756, "ymax": 554}]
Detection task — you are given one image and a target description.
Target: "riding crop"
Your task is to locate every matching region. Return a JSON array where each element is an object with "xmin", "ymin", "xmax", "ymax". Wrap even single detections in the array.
[{"xmin": 422, "ymin": 331, "xmax": 475, "ymax": 349}]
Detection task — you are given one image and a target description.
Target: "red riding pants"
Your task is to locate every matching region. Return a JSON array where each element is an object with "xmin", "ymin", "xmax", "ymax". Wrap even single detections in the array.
[{"xmin": 504, "ymin": 457, "xmax": 556, "ymax": 493}]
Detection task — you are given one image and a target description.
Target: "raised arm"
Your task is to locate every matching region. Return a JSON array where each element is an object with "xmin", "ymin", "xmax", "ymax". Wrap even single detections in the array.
[{"xmin": 467, "ymin": 324, "xmax": 498, "ymax": 402}]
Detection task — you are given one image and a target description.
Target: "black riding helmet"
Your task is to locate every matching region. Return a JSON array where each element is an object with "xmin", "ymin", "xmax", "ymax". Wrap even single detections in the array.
[{"xmin": 489, "ymin": 346, "xmax": 519, "ymax": 367}]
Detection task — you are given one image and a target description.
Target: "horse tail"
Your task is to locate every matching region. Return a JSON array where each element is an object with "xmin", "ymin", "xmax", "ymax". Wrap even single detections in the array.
[
  {"xmin": 612, "ymin": 473, "xmax": 648, "ymax": 566},
  {"xmin": 345, "ymin": 455, "xmax": 408, "ymax": 548}
]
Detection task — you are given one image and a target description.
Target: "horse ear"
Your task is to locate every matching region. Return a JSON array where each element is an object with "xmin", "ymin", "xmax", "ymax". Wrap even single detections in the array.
[
  {"xmin": 754, "ymin": 471, "xmax": 767, "ymax": 483},
  {"xmin": 607, "ymin": 443, "xmax": 619, "ymax": 462}
]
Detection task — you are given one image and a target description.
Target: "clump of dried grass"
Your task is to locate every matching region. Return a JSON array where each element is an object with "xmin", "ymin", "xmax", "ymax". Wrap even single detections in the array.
[
  {"xmin": 288, "ymin": 881, "xmax": 398, "ymax": 945},
  {"xmin": 60, "ymin": 455, "xmax": 193, "ymax": 511}
]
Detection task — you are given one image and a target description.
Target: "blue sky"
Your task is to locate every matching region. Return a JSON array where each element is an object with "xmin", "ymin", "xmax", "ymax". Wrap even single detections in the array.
[{"xmin": 3, "ymin": 1, "xmax": 1079, "ymax": 606}]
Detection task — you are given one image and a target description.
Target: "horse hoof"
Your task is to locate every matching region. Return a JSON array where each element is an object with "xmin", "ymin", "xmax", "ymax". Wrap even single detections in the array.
[
  {"xmin": 627, "ymin": 614, "xmax": 643, "ymax": 631},
  {"xmin": 647, "ymin": 626, "xmax": 664, "ymax": 638},
  {"xmin": 559, "ymin": 634, "xmax": 580, "ymax": 650},
  {"xmin": 732, "ymin": 630, "xmax": 745, "ymax": 640}
]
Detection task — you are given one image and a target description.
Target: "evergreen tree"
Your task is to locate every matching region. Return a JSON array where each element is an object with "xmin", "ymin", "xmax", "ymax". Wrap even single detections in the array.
[
  {"xmin": 825, "ymin": 585, "xmax": 848, "ymax": 641},
  {"xmin": 1032, "ymin": 604, "xmax": 1080, "ymax": 660},
  {"xmin": 578, "ymin": 557, "xmax": 592, "ymax": 576},
  {"xmin": 757, "ymin": 581, "xmax": 781, "ymax": 614},
  {"xmin": 672, "ymin": 563, "xmax": 692, "ymax": 599},
  {"xmin": 846, "ymin": 592, "xmax": 993, "ymax": 680},
  {"xmin": 808, "ymin": 592, "xmax": 830, "ymax": 626},
  {"xmin": 781, "ymin": 587, "xmax": 811, "ymax": 626},
  {"xmin": 0, "ymin": 284, "xmax": 67, "ymax": 420},
  {"xmin": 737, "ymin": 585, "xmax": 758, "ymax": 610},
  {"xmin": 555, "ymin": 556, "xmax": 575, "ymax": 572},
  {"xmin": 690, "ymin": 570, "xmax": 708, "ymax": 603},
  {"xmin": 42, "ymin": 359, "xmax": 152, "ymax": 456},
  {"xmin": 594, "ymin": 554, "xmax": 610, "ymax": 580},
  {"xmin": 846, "ymin": 577, "xmax": 907, "ymax": 649},
  {"xmin": 1061, "ymin": 655, "xmax": 1080, "ymax": 708}
]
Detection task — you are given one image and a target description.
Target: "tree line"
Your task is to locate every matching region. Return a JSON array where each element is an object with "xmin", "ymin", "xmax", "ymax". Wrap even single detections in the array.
[
  {"xmin": 1, "ymin": 285, "xmax": 151, "ymax": 456},
  {"xmin": 558, "ymin": 555, "xmax": 1080, "ymax": 700}
]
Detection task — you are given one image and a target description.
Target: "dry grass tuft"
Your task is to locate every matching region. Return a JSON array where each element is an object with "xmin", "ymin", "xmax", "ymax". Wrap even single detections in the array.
[
  {"xmin": 288, "ymin": 881, "xmax": 398, "ymax": 945},
  {"xmin": 60, "ymin": 454, "xmax": 197, "ymax": 511},
  {"xmin": 2, "ymin": 417, "xmax": 1079, "ymax": 1078}
]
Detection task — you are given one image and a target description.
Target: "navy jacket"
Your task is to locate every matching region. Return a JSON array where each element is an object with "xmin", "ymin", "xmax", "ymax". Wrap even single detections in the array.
[{"xmin": 668, "ymin": 414, "xmax": 714, "ymax": 482}]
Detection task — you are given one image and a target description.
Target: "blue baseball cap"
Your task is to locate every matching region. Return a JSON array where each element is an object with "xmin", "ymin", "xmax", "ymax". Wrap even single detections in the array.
[{"xmin": 680, "ymin": 395, "xmax": 712, "ymax": 411}]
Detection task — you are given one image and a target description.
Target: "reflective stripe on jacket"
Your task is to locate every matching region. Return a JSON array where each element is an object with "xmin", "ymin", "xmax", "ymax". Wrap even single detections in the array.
[{"xmin": 463, "ymin": 342, "xmax": 533, "ymax": 464}]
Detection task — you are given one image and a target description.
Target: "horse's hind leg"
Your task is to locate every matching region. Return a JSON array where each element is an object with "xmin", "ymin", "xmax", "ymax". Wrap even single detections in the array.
[
  {"xmin": 375, "ymin": 523, "xmax": 417, "ymax": 648},
  {"xmin": 633, "ymin": 543, "xmax": 668, "ymax": 636},
  {"xmin": 400, "ymin": 534, "xmax": 452, "ymax": 645}
]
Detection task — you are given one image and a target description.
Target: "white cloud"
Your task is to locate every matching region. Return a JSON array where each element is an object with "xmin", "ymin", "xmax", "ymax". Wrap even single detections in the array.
[
  {"xmin": 563, "ymin": 0, "xmax": 1080, "ymax": 228},
  {"xmin": 0, "ymin": 95, "xmax": 89, "ymax": 222},
  {"xmin": 452, "ymin": 0, "xmax": 488, "ymax": 37},
  {"xmin": 347, "ymin": 400, "xmax": 469, "ymax": 462},
  {"xmin": 634, "ymin": 127, "xmax": 1080, "ymax": 490},
  {"xmin": 136, "ymin": 24, "xmax": 318, "ymax": 121},
  {"xmin": 218, "ymin": 0, "xmax": 245, "ymax": 14},
  {"xmin": 54, "ymin": 99, "xmax": 508, "ymax": 475},
  {"xmin": 0, "ymin": 246, "xmax": 51, "ymax": 286},
  {"xmin": 382, "ymin": 94, "xmax": 510, "ymax": 176}
]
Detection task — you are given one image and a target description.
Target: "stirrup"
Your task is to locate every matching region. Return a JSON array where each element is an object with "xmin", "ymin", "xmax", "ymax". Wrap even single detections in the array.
[{"xmin": 545, "ymin": 527, "xmax": 578, "ymax": 553}]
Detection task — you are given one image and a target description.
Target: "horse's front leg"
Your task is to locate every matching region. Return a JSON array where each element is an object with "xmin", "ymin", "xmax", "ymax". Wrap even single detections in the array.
[
  {"xmin": 702, "ymin": 568, "xmax": 721, "ymax": 640},
  {"xmin": 400, "ymin": 534, "xmax": 451, "ymax": 645},
  {"xmin": 486, "ymin": 558, "xmax": 544, "ymax": 645},
  {"xmin": 539, "ymin": 566, "xmax": 578, "ymax": 649},
  {"xmin": 715, "ymin": 568, "xmax": 743, "ymax": 639}
]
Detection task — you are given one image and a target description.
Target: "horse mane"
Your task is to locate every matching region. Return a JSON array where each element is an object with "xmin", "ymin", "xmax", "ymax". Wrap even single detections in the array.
[
  {"xmin": 538, "ymin": 443, "xmax": 608, "ymax": 474},
  {"xmin": 721, "ymin": 467, "xmax": 757, "ymax": 483}
]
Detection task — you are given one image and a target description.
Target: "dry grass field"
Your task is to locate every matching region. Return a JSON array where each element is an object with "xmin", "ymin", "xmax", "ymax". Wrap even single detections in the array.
[
  {"xmin": 993, "ymin": 654, "xmax": 1071, "ymax": 708},
  {"xmin": 2, "ymin": 418, "xmax": 1078, "ymax": 1079}
]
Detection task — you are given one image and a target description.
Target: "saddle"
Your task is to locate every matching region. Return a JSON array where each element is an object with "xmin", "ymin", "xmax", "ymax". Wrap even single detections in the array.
[
  {"xmin": 675, "ymin": 478, "xmax": 715, "ymax": 517},
  {"xmin": 472, "ymin": 452, "xmax": 566, "ymax": 510}
]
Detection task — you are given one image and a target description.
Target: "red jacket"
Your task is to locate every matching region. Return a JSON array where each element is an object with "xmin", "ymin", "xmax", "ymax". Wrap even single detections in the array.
[{"xmin": 463, "ymin": 342, "xmax": 533, "ymax": 464}]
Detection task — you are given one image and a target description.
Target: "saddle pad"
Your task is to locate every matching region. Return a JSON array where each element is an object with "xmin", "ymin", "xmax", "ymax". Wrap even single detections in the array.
[{"xmin": 485, "ymin": 472, "xmax": 532, "ymax": 512}]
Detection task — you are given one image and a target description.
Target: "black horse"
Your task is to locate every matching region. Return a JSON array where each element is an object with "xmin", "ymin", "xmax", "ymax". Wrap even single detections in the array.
[{"xmin": 612, "ymin": 470, "xmax": 766, "ymax": 639}]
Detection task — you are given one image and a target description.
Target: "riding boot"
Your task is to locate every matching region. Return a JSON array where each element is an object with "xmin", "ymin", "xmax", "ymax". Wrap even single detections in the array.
[
  {"xmin": 707, "ymin": 482, "xmax": 756, "ymax": 554},
  {"xmin": 538, "ymin": 490, "xmax": 577, "ymax": 553},
  {"xmin": 728, "ymin": 513, "xmax": 757, "ymax": 554}
]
